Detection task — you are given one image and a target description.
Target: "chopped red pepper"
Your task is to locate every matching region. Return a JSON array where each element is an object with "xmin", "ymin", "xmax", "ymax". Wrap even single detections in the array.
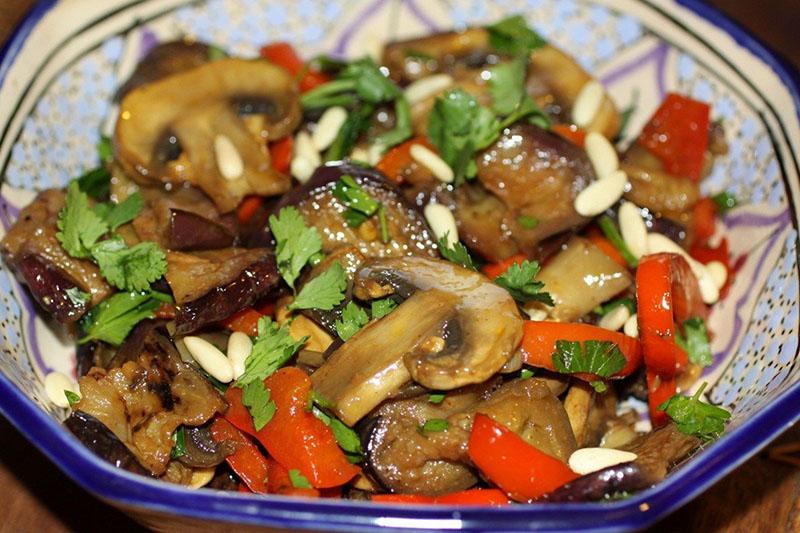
[
  {"xmin": 237, "ymin": 196, "xmax": 264, "ymax": 225},
  {"xmin": 646, "ymin": 370, "xmax": 678, "ymax": 427},
  {"xmin": 638, "ymin": 93, "xmax": 710, "ymax": 181},
  {"xmin": 210, "ymin": 418, "xmax": 269, "ymax": 494},
  {"xmin": 467, "ymin": 414, "xmax": 578, "ymax": 501},
  {"xmin": 375, "ymin": 136, "xmax": 433, "ymax": 184},
  {"xmin": 372, "ymin": 489, "xmax": 509, "ymax": 506},
  {"xmin": 221, "ymin": 307, "xmax": 264, "ymax": 336},
  {"xmin": 551, "ymin": 123, "xmax": 587, "ymax": 147},
  {"xmin": 260, "ymin": 42, "xmax": 331, "ymax": 93},
  {"xmin": 269, "ymin": 135, "xmax": 294, "ymax": 174},
  {"xmin": 692, "ymin": 197, "xmax": 717, "ymax": 243},
  {"xmin": 586, "ymin": 228, "xmax": 629, "ymax": 269},
  {"xmin": 223, "ymin": 386, "xmax": 258, "ymax": 437},
  {"xmin": 519, "ymin": 321, "xmax": 642, "ymax": 381},
  {"xmin": 481, "ymin": 253, "xmax": 527, "ymax": 281}
]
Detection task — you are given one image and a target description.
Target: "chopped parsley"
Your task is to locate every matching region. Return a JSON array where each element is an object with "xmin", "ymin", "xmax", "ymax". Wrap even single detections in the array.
[
  {"xmin": 377, "ymin": 202, "xmax": 390, "ymax": 244},
  {"xmin": 551, "ymin": 340, "xmax": 627, "ymax": 378},
  {"xmin": 335, "ymin": 301, "xmax": 369, "ymax": 341},
  {"xmin": 97, "ymin": 135, "xmax": 114, "ymax": 163},
  {"xmin": 170, "ymin": 426, "xmax": 186, "ymax": 459},
  {"xmin": 419, "ymin": 418, "xmax": 449, "ymax": 433},
  {"xmin": 236, "ymin": 317, "xmax": 307, "ymax": 386},
  {"xmin": 494, "ymin": 259, "xmax": 554, "ymax": 305},
  {"xmin": 712, "ymin": 191, "xmax": 738, "ymax": 215},
  {"xmin": 332, "ymin": 174, "xmax": 379, "ymax": 227},
  {"xmin": 91, "ymin": 238, "xmax": 167, "ymax": 292},
  {"xmin": 207, "ymin": 44, "xmax": 228, "ymax": 61},
  {"xmin": 428, "ymin": 392, "xmax": 446, "ymax": 404},
  {"xmin": 269, "ymin": 206, "xmax": 323, "ymax": 290},
  {"xmin": 517, "ymin": 215, "xmax": 539, "ymax": 230},
  {"xmin": 339, "ymin": 57, "xmax": 401, "ymax": 104},
  {"xmin": 437, "ymin": 233, "xmax": 477, "ymax": 270},
  {"xmin": 288, "ymin": 262, "xmax": 347, "ymax": 311},
  {"xmin": 289, "ymin": 469, "xmax": 313, "ymax": 489},
  {"xmin": 486, "ymin": 14, "xmax": 547, "ymax": 56},
  {"xmin": 488, "ymin": 57, "xmax": 551, "ymax": 129},
  {"xmin": 375, "ymin": 96, "xmax": 413, "ymax": 149},
  {"xmin": 241, "ymin": 380, "xmax": 276, "ymax": 430},
  {"xmin": 65, "ymin": 287, "xmax": 90, "ymax": 308},
  {"xmin": 325, "ymin": 103, "xmax": 375, "ymax": 161},
  {"xmin": 658, "ymin": 382, "xmax": 731, "ymax": 442},
  {"xmin": 598, "ymin": 215, "xmax": 639, "ymax": 268},
  {"xmin": 594, "ymin": 297, "xmax": 637, "ymax": 317},
  {"xmin": 97, "ymin": 191, "xmax": 143, "ymax": 232},
  {"xmin": 57, "ymin": 182, "xmax": 109, "ymax": 258},
  {"xmin": 79, "ymin": 290, "xmax": 172, "ymax": 346},
  {"xmin": 371, "ymin": 298, "xmax": 397, "ymax": 319},
  {"xmin": 76, "ymin": 167, "xmax": 111, "ymax": 200},
  {"xmin": 311, "ymin": 400, "xmax": 364, "ymax": 463},
  {"xmin": 519, "ymin": 368, "xmax": 535, "ymax": 380},
  {"xmin": 591, "ymin": 381, "xmax": 608, "ymax": 393},
  {"xmin": 64, "ymin": 390, "xmax": 81, "ymax": 407},
  {"xmin": 676, "ymin": 317, "xmax": 713, "ymax": 368}
]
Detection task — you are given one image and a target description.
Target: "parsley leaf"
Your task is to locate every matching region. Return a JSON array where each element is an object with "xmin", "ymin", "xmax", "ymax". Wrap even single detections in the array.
[
  {"xmin": 658, "ymin": 382, "xmax": 731, "ymax": 442},
  {"xmin": 170, "ymin": 426, "xmax": 186, "ymax": 459},
  {"xmin": 269, "ymin": 207, "xmax": 323, "ymax": 290},
  {"xmin": 91, "ymin": 238, "xmax": 167, "ymax": 292},
  {"xmin": 311, "ymin": 401, "xmax": 364, "ymax": 463},
  {"xmin": 241, "ymin": 380, "xmax": 276, "ymax": 431},
  {"xmin": 591, "ymin": 381, "xmax": 608, "ymax": 393},
  {"xmin": 712, "ymin": 191, "xmax": 738, "ymax": 215},
  {"xmin": 598, "ymin": 215, "xmax": 639, "ymax": 268},
  {"xmin": 335, "ymin": 301, "xmax": 369, "ymax": 341},
  {"xmin": 419, "ymin": 419, "xmax": 449, "ymax": 433},
  {"xmin": 65, "ymin": 287, "xmax": 90, "ymax": 308},
  {"xmin": 486, "ymin": 14, "xmax": 547, "ymax": 56},
  {"xmin": 371, "ymin": 298, "xmax": 397, "ymax": 319},
  {"xmin": 520, "ymin": 368, "xmax": 535, "ymax": 380},
  {"xmin": 489, "ymin": 57, "xmax": 528, "ymax": 116},
  {"xmin": 437, "ymin": 234, "xmax": 477, "ymax": 270},
  {"xmin": 332, "ymin": 174, "xmax": 379, "ymax": 227},
  {"xmin": 237, "ymin": 317, "xmax": 307, "ymax": 387},
  {"xmin": 517, "ymin": 215, "xmax": 539, "ymax": 229},
  {"xmin": 340, "ymin": 57, "xmax": 401, "ymax": 104},
  {"xmin": 97, "ymin": 135, "xmax": 114, "ymax": 163},
  {"xmin": 551, "ymin": 340, "xmax": 627, "ymax": 378},
  {"xmin": 79, "ymin": 290, "xmax": 172, "ymax": 346},
  {"xmin": 676, "ymin": 317, "xmax": 713, "ymax": 368},
  {"xmin": 494, "ymin": 259, "xmax": 554, "ymax": 305},
  {"xmin": 427, "ymin": 88, "xmax": 499, "ymax": 183},
  {"xmin": 64, "ymin": 390, "xmax": 81, "ymax": 407},
  {"xmin": 374, "ymin": 95, "xmax": 413, "ymax": 149},
  {"xmin": 207, "ymin": 44, "xmax": 228, "ymax": 61},
  {"xmin": 594, "ymin": 297, "xmax": 637, "ymax": 317},
  {"xmin": 101, "ymin": 192, "xmax": 143, "ymax": 231},
  {"xmin": 57, "ymin": 182, "xmax": 109, "ymax": 258},
  {"xmin": 326, "ymin": 103, "xmax": 375, "ymax": 161},
  {"xmin": 288, "ymin": 262, "xmax": 347, "ymax": 311},
  {"xmin": 289, "ymin": 469, "xmax": 312, "ymax": 489},
  {"xmin": 77, "ymin": 167, "xmax": 111, "ymax": 200},
  {"xmin": 428, "ymin": 392, "xmax": 446, "ymax": 404}
]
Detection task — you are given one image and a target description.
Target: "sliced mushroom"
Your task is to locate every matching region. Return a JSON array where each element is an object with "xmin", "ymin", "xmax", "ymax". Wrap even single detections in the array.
[
  {"xmin": 275, "ymin": 163, "xmax": 438, "ymax": 259},
  {"xmin": 532, "ymin": 237, "xmax": 632, "ymax": 322},
  {"xmin": 115, "ymin": 58, "xmax": 301, "ymax": 212},
  {"xmin": 116, "ymin": 40, "xmax": 213, "ymax": 100},
  {"xmin": 311, "ymin": 256, "xmax": 523, "ymax": 426}
]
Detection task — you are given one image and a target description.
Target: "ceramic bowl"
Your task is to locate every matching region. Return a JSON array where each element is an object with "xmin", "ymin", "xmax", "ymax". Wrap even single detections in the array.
[{"xmin": 0, "ymin": 0, "xmax": 798, "ymax": 531}]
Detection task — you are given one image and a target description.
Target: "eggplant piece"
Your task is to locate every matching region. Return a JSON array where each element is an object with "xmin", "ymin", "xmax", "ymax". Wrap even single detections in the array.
[
  {"xmin": 115, "ymin": 58, "xmax": 301, "ymax": 212},
  {"xmin": 542, "ymin": 462, "xmax": 648, "ymax": 502},
  {"xmin": 169, "ymin": 250, "xmax": 279, "ymax": 335},
  {"xmin": 168, "ymin": 209, "xmax": 236, "ymax": 251},
  {"xmin": 274, "ymin": 163, "xmax": 438, "ymax": 259},
  {"xmin": 15, "ymin": 254, "xmax": 89, "ymax": 323},
  {"xmin": 116, "ymin": 40, "xmax": 212, "ymax": 100},
  {"xmin": 178, "ymin": 425, "xmax": 235, "ymax": 468},
  {"xmin": 474, "ymin": 124, "xmax": 597, "ymax": 261},
  {"xmin": 532, "ymin": 237, "xmax": 632, "ymax": 322},
  {"xmin": 65, "ymin": 410, "xmax": 149, "ymax": 476}
]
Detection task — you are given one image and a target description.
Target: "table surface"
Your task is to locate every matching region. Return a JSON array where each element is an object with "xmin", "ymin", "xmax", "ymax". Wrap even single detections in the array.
[{"xmin": 1, "ymin": 1, "xmax": 799, "ymax": 532}]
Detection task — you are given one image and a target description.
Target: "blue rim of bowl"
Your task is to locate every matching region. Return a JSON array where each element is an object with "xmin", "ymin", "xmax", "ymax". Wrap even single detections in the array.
[{"xmin": 0, "ymin": 1, "xmax": 799, "ymax": 531}]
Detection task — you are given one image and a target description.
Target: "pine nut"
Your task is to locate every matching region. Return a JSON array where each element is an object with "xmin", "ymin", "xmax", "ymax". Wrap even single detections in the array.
[
  {"xmin": 227, "ymin": 331, "xmax": 253, "ymax": 380},
  {"xmin": 183, "ymin": 336, "xmax": 234, "ymax": 383},
  {"xmin": 410, "ymin": 144, "xmax": 454, "ymax": 183},
  {"xmin": 189, "ymin": 467, "xmax": 216, "ymax": 489},
  {"xmin": 524, "ymin": 306, "xmax": 549, "ymax": 321},
  {"xmin": 294, "ymin": 131, "xmax": 321, "ymax": 166},
  {"xmin": 574, "ymin": 169, "xmax": 628, "ymax": 217},
  {"xmin": 424, "ymin": 203, "xmax": 458, "ymax": 247},
  {"xmin": 44, "ymin": 371, "xmax": 79, "ymax": 408},
  {"xmin": 572, "ymin": 80, "xmax": 605, "ymax": 128},
  {"xmin": 624, "ymin": 313, "xmax": 639, "ymax": 338},
  {"xmin": 618, "ymin": 201, "xmax": 648, "ymax": 259},
  {"xmin": 585, "ymin": 131, "xmax": 619, "ymax": 180},
  {"xmin": 698, "ymin": 274, "xmax": 720, "ymax": 305},
  {"xmin": 598, "ymin": 305, "xmax": 630, "ymax": 332},
  {"xmin": 706, "ymin": 260, "xmax": 728, "ymax": 290},
  {"xmin": 646, "ymin": 233, "xmax": 720, "ymax": 304},
  {"xmin": 312, "ymin": 106, "xmax": 348, "ymax": 152},
  {"xmin": 214, "ymin": 134, "xmax": 244, "ymax": 181},
  {"xmin": 569, "ymin": 447, "xmax": 638, "ymax": 475},
  {"xmin": 290, "ymin": 156, "xmax": 316, "ymax": 184},
  {"xmin": 404, "ymin": 74, "xmax": 454, "ymax": 105}
]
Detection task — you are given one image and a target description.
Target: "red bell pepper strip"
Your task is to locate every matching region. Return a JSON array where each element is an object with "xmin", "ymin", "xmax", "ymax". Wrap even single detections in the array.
[
  {"xmin": 269, "ymin": 135, "xmax": 294, "ymax": 174},
  {"xmin": 551, "ymin": 123, "xmax": 587, "ymax": 147},
  {"xmin": 237, "ymin": 196, "xmax": 264, "ymax": 225},
  {"xmin": 223, "ymin": 386, "xmax": 258, "ymax": 436},
  {"xmin": 210, "ymin": 418, "xmax": 269, "ymax": 494},
  {"xmin": 692, "ymin": 197, "xmax": 717, "ymax": 244},
  {"xmin": 481, "ymin": 253, "xmax": 527, "ymax": 281},
  {"xmin": 638, "ymin": 93, "xmax": 710, "ymax": 181},
  {"xmin": 375, "ymin": 136, "xmax": 433, "ymax": 184},
  {"xmin": 519, "ymin": 321, "xmax": 642, "ymax": 381},
  {"xmin": 221, "ymin": 307, "xmax": 264, "ymax": 336},
  {"xmin": 257, "ymin": 367, "xmax": 360, "ymax": 488},
  {"xmin": 259, "ymin": 42, "xmax": 331, "ymax": 93},
  {"xmin": 467, "ymin": 414, "xmax": 578, "ymax": 501},
  {"xmin": 266, "ymin": 456, "xmax": 320, "ymax": 498},
  {"xmin": 372, "ymin": 489, "xmax": 509, "ymax": 506},
  {"xmin": 646, "ymin": 370, "xmax": 678, "ymax": 427},
  {"xmin": 586, "ymin": 228, "xmax": 629, "ymax": 269}
]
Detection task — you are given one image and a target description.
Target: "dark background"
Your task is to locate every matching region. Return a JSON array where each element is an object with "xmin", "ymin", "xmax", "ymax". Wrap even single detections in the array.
[{"xmin": 0, "ymin": 1, "xmax": 798, "ymax": 531}]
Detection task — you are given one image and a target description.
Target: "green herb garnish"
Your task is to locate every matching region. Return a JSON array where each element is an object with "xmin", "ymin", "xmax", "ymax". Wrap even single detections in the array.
[
  {"xmin": 236, "ymin": 317, "xmax": 307, "ymax": 386},
  {"xmin": 712, "ymin": 191, "xmax": 738, "ymax": 215},
  {"xmin": 419, "ymin": 418, "xmax": 449, "ymax": 433},
  {"xmin": 170, "ymin": 426, "xmax": 186, "ymax": 459},
  {"xmin": 288, "ymin": 262, "xmax": 347, "ymax": 311},
  {"xmin": 437, "ymin": 233, "xmax": 477, "ymax": 270},
  {"xmin": 486, "ymin": 14, "xmax": 547, "ymax": 56},
  {"xmin": 335, "ymin": 301, "xmax": 370, "ymax": 341},
  {"xmin": 241, "ymin": 380, "xmax": 276, "ymax": 431},
  {"xmin": 551, "ymin": 340, "xmax": 627, "ymax": 378},
  {"xmin": 676, "ymin": 317, "xmax": 713, "ymax": 368},
  {"xmin": 658, "ymin": 382, "xmax": 731, "ymax": 442},
  {"xmin": 517, "ymin": 215, "xmax": 539, "ymax": 229},
  {"xmin": 598, "ymin": 215, "xmax": 639, "ymax": 268},
  {"xmin": 269, "ymin": 206, "xmax": 323, "ymax": 290},
  {"xmin": 494, "ymin": 259, "xmax": 553, "ymax": 305},
  {"xmin": 91, "ymin": 238, "xmax": 167, "ymax": 293},
  {"xmin": 79, "ymin": 290, "xmax": 172, "ymax": 346},
  {"xmin": 289, "ymin": 469, "xmax": 313, "ymax": 489},
  {"xmin": 371, "ymin": 298, "xmax": 397, "ymax": 319}
]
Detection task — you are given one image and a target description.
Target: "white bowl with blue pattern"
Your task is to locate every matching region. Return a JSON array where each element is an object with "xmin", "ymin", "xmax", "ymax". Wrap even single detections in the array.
[{"xmin": 0, "ymin": 0, "xmax": 798, "ymax": 530}]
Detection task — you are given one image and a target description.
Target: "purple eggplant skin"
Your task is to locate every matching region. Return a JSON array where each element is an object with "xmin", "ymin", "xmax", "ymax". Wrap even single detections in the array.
[
  {"xmin": 16, "ymin": 254, "xmax": 89, "ymax": 323},
  {"xmin": 174, "ymin": 254, "xmax": 280, "ymax": 335},
  {"xmin": 178, "ymin": 425, "xmax": 235, "ymax": 468},
  {"xmin": 541, "ymin": 462, "xmax": 650, "ymax": 502},
  {"xmin": 167, "ymin": 209, "xmax": 237, "ymax": 251},
  {"xmin": 64, "ymin": 410, "xmax": 149, "ymax": 476}
]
